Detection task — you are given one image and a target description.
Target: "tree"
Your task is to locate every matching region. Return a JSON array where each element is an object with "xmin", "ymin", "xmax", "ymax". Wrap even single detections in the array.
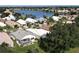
[
  {"xmin": 1, "ymin": 13, "xmax": 10, "ymax": 18},
  {"xmin": 14, "ymin": 25, "xmax": 19, "ymax": 29},
  {"xmin": 0, "ymin": 26, "xmax": 3, "ymax": 32},
  {"xmin": 48, "ymin": 17, "xmax": 54, "ymax": 23},
  {"xmin": 14, "ymin": 13, "xmax": 21, "ymax": 20},
  {"xmin": 1, "ymin": 42, "xmax": 9, "ymax": 47},
  {"xmin": 4, "ymin": 25, "xmax": 13, "ymax": 30},
  {"xmin": 0, "ymin": 8, "xmax": 5, "ymax": 13},
  {"xmin": 75, "ymin": 16, "xmax": 79, "ymax": 27},
  {"xmin": 0, "ymin": 42, "xmax": 13, "ymax": 53},
  {"xmin": 39, "ymin": 21, "xmax": 79, "ymax": 53},
  {"xmin": 27, "ymin": 23, "xmax": 32, "ymax": 28},
  {"xmin": 69, "ymin": 11, "xmax": 77, "ymax": 15},
  {"xmin": 60, "ymin": 17, "xmax": 67, "ymax": 23},
  {"xmin": 43, "ymin": 15, "xmax": 47, "ymax": 19}
]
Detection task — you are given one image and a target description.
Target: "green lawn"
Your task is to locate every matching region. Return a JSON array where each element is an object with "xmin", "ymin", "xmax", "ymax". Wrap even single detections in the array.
[
  {"xmin": 10, "ymin": 40, "xmax": 44, "ymax": 53},
  {"xmin": 65, "ymin": 47, "xmax": 79, "ymax": 53}
]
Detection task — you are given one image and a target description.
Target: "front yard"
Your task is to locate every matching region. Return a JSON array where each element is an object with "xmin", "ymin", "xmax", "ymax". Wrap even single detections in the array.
[{"xmin": 9, "ymin": 40, "xmax": 44, "ymax": 53}]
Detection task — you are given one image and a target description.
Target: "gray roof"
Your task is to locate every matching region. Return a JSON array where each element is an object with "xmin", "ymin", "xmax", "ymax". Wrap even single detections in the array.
[
  {"xmin": 10, "ymin": 29, "xmax": 39, "ymax": 40},
  {"xmin": 10, "ymin": 29, "xmax": 30, "ymax": 40}
]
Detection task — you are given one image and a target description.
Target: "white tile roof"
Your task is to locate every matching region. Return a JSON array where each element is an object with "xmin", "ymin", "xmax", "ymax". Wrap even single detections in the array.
[
  {"xmin": 2, "ymin": 14, "xmax": 16, "ymax": 21},
  {"xmin": 8, "ymin": 14, "xmax": 16, "ymax": 20},
  {"xmin": 25, "ymin": 18, "xmax": 37, "ymax": 23},
  {"xmin": 4, "ymin": 17, "xmax": 11, "ymax": 20},
  {"xmin": 17, "ymin": 19, "xmax": 26, "ymax": 25},
  {"xmin": 52, "ymin": 16, "xmax": 60, "ymax": 21},
  {"xmin": 26, "ymin": 28, "xmax": 49, "ymax": 37}
]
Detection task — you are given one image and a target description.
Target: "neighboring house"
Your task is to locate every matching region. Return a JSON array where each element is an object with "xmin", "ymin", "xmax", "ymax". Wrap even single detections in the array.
[
  {"xmin": 26, "ymin": 28, "xmax": 50, "ymax": 38},
  {"xmin": 17, "ymin": 19, "xmax": 26, "ymax": 26},
  {"xmin": 2, "ymin": 14, "xmax": 16, "ymax": 21},
  {"xmin": 10, "ymin": 29, "xmax": 36, "ymax": 46},
  {"xmin": 25, "ymin": 18, "xmax": 37, "ymax": 23},
  {"xmin": 36, "ymin": 17, "xmax": 46, "ymax": 22},
  {"xmin": 4, "ymin": 9, "xmax": 12, "ymax": 14},
  {"xmin": 63, "ymin": 21, "xmax": 75, "ymax": 24},
  {"xmin": 77, "ymin": 8, "xmax": 79, "ymax": 11},
  {"xmin": 59, "ymin": 15, "xmax": 78, "ymax": 21},
  {"xmin": 57, "ymin": 9, "xmax": 69, "ymax": 13},
  {"xmin": 5, "ymin": 20, "xmax": 20, "ymax": 28},
  {"xmin": 0, "ymin": 18, "xmax": 5, "ymax": 23},
  {"xmin": 8, "ymin": 14, "xmax": 16, "ymax": 21},
  {"xmin": 52, "ymin": 16, "xmax": 60, "ymax": 21},
  {"xmin": 0, "ymin": 32, "xmax": 14, "ymax": 47},
  {"xmin": 3, "ymin": 17, "xmax": 11, "ymax": 21},
  {"xmin": 10, "ymin": 28, "xmax": 49, "ymax": 46},
  {"xmin": 59, "ymin": 15, "xmax": 78, "ymax": 24},
  {"xmin": 40, "ymin": 21, "xmax": 50, "ymax": 31},
  {"xmin": 0, "ymin": 22, "xmax": 6, "ymax": 27}
]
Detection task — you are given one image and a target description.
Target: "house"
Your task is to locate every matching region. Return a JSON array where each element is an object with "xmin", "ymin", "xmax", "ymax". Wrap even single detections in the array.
[
  {"xmin": 17, "ymin": 19, "xmax": 26, "ymax": 25},
  {"xmin": 63, "ymin": 21, "xmax": 75, "ymax": 24},
  {"xmin": 2, "ymin": 14, "xmax": 16, "ymax": 21},
  {"xmin": 59, "ymin": 15, "xmax": 78, "ymax": 21},
  {"xmin": 0, "ymin": 32, "xmax": 14, "ymax": 47},
  {"xmin": 40, "ymin": 21, "xmax": 50, "ymax": 31},
  {"xmin": 26, "ymin": 28, "xmax": 50, "ymax": 38},
  {"xmin": 5, "ymin": 20, "xmax": 20, "ymax": 28},
  {"xmin": 36, "ymin": 17, "xmax": 46, "ymax": 22},
  {"xmin": 4, "ymin": 9, "xmax": 12, "ymax": 14},
  {"xmin": 59, "ymin": 15, "xmax": 78, "ymax": 24},
  {"xmin": 3, "ymin": 17, "xmax": 11, "ymax": 21},
  {"xmin": 25, "ymin": 18, "xmax": 37, "ymax": 23},
  {"xmin": 0, "ymin": 22, "xmax": 6, "ymax": 27},
  {"xmin": 57, "ymin": 9, "xmax": 69, "ymax": 13},
  {"xmin": 8, "ymin": 14, "xmax": 16, "ymax": 21},
  {"xmin": 0, "ymin": 18, "xmax": 5, "ymax": 23},
  {"xmin": 52, "ymin": 16, "xmax": 60, "ymax": 21},
  {"xmin": 10, "ymin": 28, "xmax": 49, "ymax": 46},
  {"xmin": 10, "ymin": 29, "xmax": 36, "ymax": 46}
]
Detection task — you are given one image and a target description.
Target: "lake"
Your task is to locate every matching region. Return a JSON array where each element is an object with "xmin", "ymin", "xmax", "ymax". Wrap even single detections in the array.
[{"xmin": 15, "ymin": 10, "xmax": 53, "ymax": 18}]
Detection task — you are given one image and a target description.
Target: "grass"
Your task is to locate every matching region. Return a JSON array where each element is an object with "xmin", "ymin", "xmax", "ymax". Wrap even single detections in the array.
[
  {"xmin": 65, "ymin": 47, "xmax": 79, "ymax": 53},
  {"xmin": 9, "ymin": 40, "xmax": 44, "ymax": 53}
]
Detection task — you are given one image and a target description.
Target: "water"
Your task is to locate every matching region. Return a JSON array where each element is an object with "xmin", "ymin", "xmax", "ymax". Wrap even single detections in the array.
[{"xmin": 15, "ymin": 10, "xmax": 53, "ymax": 18}]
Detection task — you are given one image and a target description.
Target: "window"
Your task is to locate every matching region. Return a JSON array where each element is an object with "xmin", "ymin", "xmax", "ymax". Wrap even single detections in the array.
[
  {"xmin": 22, "ymin": 39, "xmax": 27, "ymax": 41},
  {"xmin": 31, "ymin": 37, "xmax": 34, "ymax": 40},
  {"xmin": 22, "ymin": 38, "xmax": 30, "ymax": 41}
]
